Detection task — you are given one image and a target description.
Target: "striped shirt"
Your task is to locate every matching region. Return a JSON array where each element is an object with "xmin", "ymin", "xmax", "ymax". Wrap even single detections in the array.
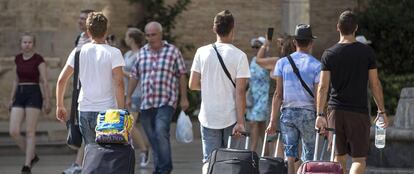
[{"xmin": 131, "ymin": 41, "xmax": 186, "ymax": 110}]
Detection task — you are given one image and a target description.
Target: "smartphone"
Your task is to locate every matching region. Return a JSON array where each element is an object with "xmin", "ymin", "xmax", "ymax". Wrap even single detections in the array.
[{"xmin": 267, "ymin": 27, "xmax": 274, "ymax": 41}]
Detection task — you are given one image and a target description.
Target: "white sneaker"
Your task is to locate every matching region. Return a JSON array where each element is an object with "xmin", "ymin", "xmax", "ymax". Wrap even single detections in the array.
[
  {"xmin": 62, "ymin": 163, "xmax": 82, "ymax": 174},
  {"xmin": 139, "ymin": 150, "xmax": 150, "ymax": 168}
]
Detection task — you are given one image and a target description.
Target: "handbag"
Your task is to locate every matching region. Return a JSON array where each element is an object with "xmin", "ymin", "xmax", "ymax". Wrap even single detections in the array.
[
  {"xmin": 66, "ymin": 48, "xmax": 83, "ymax": 149},
  {"xmin": 286, "ymin": 55, "xmax": 314, "ymax": 98}
]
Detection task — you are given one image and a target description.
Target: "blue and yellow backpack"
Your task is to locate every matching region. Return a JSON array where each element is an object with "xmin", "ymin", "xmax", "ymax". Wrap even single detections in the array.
[{"xmin": 95, "ymin": 109, "xmax": 134, "ymax": 144}]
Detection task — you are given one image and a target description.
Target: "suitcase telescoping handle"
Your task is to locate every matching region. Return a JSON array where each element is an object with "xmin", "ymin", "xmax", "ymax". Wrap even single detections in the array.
[
  {"xmin": 261, "ymin": 130, "xmax": 281, "ymax": 157},
  {"xmin": 313, "ymin": 128, "xmax": 336, "ymax": 162},
  {"xmin": 227, "ymin": 131, "xmax": 250, "ymax": 150}
]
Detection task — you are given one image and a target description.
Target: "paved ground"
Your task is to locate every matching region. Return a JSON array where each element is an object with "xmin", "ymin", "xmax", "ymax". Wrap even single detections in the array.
[
  {"xmin": 0, "ymin": 138, "xmax": 203, "ymax": 174},
  {"xmin": 0, "ymin": 120, "xmax": 203, "ymax": 174},
  {"xmin": 1, "ymin": 120, "xmax": 413, "ymax": 174}
]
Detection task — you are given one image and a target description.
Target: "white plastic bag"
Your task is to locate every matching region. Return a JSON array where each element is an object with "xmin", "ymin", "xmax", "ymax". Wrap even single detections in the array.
[{"xmin": 176, "ymin": 111, "xmax": 193, "ymax": 143}]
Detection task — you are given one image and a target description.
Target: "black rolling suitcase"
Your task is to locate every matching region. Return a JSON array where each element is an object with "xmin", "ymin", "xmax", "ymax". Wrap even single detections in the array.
[
  {"xmin": 207, "ymin": 132, "xmax": 260, "ymax": 174},
  {"xmin": 259, "ymin": 131, "xmax": 287, "ymax": 174},
  {"xmin": 82, "ymin": 143, "xmax": 135, "ymax": 174}
]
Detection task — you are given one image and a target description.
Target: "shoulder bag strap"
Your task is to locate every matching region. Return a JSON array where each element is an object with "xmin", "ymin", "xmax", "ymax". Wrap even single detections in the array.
[
  {"xmin": 70, "ymin": 48, "xmax": 81, "ymax": 124},
  {"xmin": 212, "ymin": 43, "xmax": 236, "ymax": 88},
  {"xmin": 286, "ymin": 55, "xmax": 314, "ymax": 98}
]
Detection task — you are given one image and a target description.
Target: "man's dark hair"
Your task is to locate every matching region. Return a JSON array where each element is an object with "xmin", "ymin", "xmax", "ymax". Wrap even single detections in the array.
[
  {"xmin": 81, "ymin": 9, "xmax": 95, "ymax": 14},
  {"xmin": 295, "ymin": 39, "xmax": 312, "ymax": 48},
  {"xmin": 338, "ymin": 10, "xmax": 358, "ymax": 35},
  {"xmin": 86, "ymin": 12, "xmax": 108, "ymax": 38},
  {"xmin": 213, "ymin": 10, "xmax": 234, "ymax": 37}
]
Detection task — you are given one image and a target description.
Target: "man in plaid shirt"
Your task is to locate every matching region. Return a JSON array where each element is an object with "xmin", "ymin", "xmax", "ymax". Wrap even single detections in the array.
[{"xmin": 126, "ymin": 21, "xmax": 189, "ymax": 174}]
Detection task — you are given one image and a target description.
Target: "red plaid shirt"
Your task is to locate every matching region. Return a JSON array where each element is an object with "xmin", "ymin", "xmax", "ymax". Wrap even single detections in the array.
[{"xmin": 131, "ymin": 41, "xmax": 186, "ymax": 110}]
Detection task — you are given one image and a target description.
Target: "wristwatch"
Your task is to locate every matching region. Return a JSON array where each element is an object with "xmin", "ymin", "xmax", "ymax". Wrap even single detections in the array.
[{"xmin": 317, "ymin": 112, "xmax": 326, "ymax": 117}]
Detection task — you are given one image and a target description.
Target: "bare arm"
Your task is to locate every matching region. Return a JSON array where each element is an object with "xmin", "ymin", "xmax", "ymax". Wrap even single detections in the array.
[
  {"xmin": 369, "ymin": 69, "xmax": 385, "ymax": 112},
  {"xmin": 315, "ymin": 71, "xmax": 330, "ymax": 130},
  {"xmin": 256, "ymin": 42, "xmax": 279, "ymax": 70},
  {"xmin": 56, "ymin": 65, "xmax": 74, "ymax": 122},
  {"xmin": 369, "ymin": 69, "xmax": 388, "ymax": 127},
  {"xmin": 188, "ymin": 71, "xmax": 201, "ymax": 90},
  {"xmin": 179, "ymin": 74, "xmax": 189, "ymax": 111},
  {"xmin": 314, "ymin": 83, "xmax": 319, "ymax": 108},
  {"xmin": 233, "ymin": 78, "xmax": 248, "ymax": 135},
  {"xmin": 39, "ymin": 62, "xmax": 51, "ymax": 114},
  {"xmin": 266, "ymin": 76, "xmax": 283, "ymax": 134},
  {"xmin": 112, "ymin": 66, "xmax": 125, "ymax": 109}
]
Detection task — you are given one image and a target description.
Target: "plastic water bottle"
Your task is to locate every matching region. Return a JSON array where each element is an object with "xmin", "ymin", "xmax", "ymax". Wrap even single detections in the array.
[{"xmin": 375, "ymin": 114, "xmax": 386, "ymax": 149}]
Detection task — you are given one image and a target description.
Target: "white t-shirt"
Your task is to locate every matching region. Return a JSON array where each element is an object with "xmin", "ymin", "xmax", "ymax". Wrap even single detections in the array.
[
  {"xmin": 66, "ymin": 43, "xmax": 125, "ymax": 112},
  {"xmin": 191, "ymin": 42, "xmax": 250, "ymax": 129}
]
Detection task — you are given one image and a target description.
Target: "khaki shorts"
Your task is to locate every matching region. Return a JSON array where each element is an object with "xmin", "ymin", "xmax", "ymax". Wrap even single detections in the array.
[{"xmin": 328, "ymin": 109, "xmax": 371, "ymax": 157}]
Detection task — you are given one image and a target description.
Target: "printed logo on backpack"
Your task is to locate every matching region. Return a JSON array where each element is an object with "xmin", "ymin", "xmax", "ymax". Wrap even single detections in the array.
[{"xmin": 95, "ymin": 109, "xmax": 134, "ymax": 144}]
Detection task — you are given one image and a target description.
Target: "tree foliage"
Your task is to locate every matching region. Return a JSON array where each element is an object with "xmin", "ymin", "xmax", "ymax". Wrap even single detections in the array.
[
  {"xmin": 128, "ymin": 0, "xmax": 191, "ymax": 43},
  {"xmin": 357, "ymin": 0, "xmax": 414, "ymax": 114},
  {"xmin": 357, "ymin": 0, "xmax": 414, "ymax": 75}
]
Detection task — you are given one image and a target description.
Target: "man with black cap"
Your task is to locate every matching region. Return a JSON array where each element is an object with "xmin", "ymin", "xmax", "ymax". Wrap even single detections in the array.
[{"xmin": 266, "ymin": 24, "xmax": 321, "ymax": 174}]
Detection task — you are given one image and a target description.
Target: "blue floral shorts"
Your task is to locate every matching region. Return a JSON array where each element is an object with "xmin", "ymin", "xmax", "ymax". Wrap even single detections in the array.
[{"xmin": 280, "ymin": 108, "xmax": 316, "ymax": 162}]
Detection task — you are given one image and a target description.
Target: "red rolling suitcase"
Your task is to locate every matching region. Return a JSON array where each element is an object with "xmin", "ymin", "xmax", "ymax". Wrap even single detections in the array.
[
  {"xmin": 259, "ymin": 131, "xmax": 287, "ymax": 174},
  {"xmin": 297, "ymin": 128, "xmax": 343, "ymax": 174}
]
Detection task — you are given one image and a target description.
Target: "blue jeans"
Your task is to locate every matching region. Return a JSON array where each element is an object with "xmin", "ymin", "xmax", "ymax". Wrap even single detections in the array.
[
  {"xmin": 200, "ymin": 124, "xmax": 236, "ymax": 163},
  {"xmin": 140, "ymin": 105, "xmax": 175, "ymax": 174},
  {"xmin": 280, "ymin": 108, "xmax": 316, "ymax": 162},
  {"xmin": 78, "ymin": 111, "xmax": 100, "ymax": 145}
]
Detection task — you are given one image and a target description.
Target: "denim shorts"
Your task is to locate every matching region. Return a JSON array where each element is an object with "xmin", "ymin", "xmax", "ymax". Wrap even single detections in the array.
[
  {"xmin": 280, "ymin": 108, "xmax": 316, "ymax": 162},
  {"xmin": 12, "ymin": 85, "xmax": 43, "ymax": 109}
]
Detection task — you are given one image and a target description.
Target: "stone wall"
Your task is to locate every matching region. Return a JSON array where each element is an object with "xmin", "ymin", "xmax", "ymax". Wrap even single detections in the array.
[
  {"xmin": 174, "ymin": 0, "xmax": 358, "ymax": 60},
  {"xmin": 0, "ymin": 0, "xmax": 136, "ymax": 58},
  {"xmin": 173, "ymin": 0, "xmax": 282, "ymax": 59},
  {"xmin": 310, "ymin": 0, "xmax": 358, "ymax": 57},
  {"xmin": 0, "ymin": 0, "xmax": 359, "ymax": 120},
  {"xmin": 0, "ymin": 0, "xmax": 137, "ymax": 120}
]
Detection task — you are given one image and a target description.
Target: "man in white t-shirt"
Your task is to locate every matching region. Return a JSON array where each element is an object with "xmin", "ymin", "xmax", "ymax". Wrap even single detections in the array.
[
  {"xmin": 64, "ymin": 9, "xmax": 95, "ymax": 174},
  {"xmin": 56, "ymin": 12, "xmax": 125, "ymax": 145},
  {"xmin": 189, "ymin": 10, "xmax": 251, "ymax": 165}
]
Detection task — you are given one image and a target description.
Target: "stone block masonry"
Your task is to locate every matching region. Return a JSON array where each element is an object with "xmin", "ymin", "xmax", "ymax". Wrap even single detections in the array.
[{"xmin": 0, "ymin": 0, "xmax": 359, "ymax": 121}]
